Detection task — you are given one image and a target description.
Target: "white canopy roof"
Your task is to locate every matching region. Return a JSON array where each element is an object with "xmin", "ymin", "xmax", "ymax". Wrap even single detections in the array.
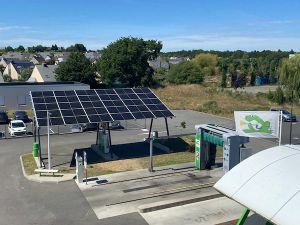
[{"xmin": 214, "ymin": 145, "xmax": 300, "ymax": 225}]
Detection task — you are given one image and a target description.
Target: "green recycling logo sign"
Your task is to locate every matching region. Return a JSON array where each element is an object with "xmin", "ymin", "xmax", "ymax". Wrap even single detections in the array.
[
  {"xmin": 234, "ymin": 111, "xmax": 280, "ymax": 138},
  {"xmin": 242, "ymin": 115, "xmax": 272, "ymax": 134}
]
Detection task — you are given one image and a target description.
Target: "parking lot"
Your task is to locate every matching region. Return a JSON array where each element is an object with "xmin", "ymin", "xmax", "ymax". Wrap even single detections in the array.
[{"xmin": 0, "ymin": 109, "xmax": 298, "ymax": 225}]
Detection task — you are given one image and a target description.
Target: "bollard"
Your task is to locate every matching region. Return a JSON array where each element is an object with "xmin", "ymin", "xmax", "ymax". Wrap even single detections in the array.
[{"xmin": 32, "ymin": 142, "xmax": 39, "ymax": 157}]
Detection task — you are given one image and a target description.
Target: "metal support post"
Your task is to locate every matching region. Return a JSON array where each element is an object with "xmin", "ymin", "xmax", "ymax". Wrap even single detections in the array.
[
  {"xmin": 165, "ymin": 117, "xmax": 170, "ymax": 137},
  {"xmin": 107, "ymin": 122, "xmax": 112, "ymax": 147},
  {"xmin": 37, "ymin": 127, "xmax": 43, "ymax": 168},
  {"xmin": 149, "ymin": 137, "xmax": 153, "ymax": 172},
  {"xmin": 33, "ymin": 118, "xmax": 36, "ymax": 143},
  {"xmin": 279, "ymin": 111, "xmax": 283, "ymax": 146},
  {"xmin": 96, "ymin": 123, "xmax": 99, "ymax": 145},
  {"xmin": 289, "ymin": 91, "xmax": 294, "ymax": 145},
  {"xmin": 47, "ymin": 111, "xmax": 51, "ymax": 170},
  {"xmin": 236, "ymin": 208, "xmax": 250, "ymax": 225},
  {"xmin": 148, "ymin": 118, "xmax": 153, "ymax": 139}
]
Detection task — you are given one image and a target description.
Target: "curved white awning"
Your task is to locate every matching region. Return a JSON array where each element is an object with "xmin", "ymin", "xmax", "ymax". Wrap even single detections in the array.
[{"xmin": 214, "ymin": 145, "xmax": 300, "ymax": 225}]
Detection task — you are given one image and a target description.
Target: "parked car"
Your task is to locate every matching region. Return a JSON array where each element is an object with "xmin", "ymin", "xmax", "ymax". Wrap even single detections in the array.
[
  {"xmin": 0, "ymin": 111, "xmax": 9, "ymax": 124},
  {"xmin": 13, "ymin": 111, "xmax": 31, "ymax": 123},
  {"xmin": 70, "ymin": 123, "xmax": 98, "ymax": 133},
  {"xmin": 70, "ymin": 124, "xmax": 83, "ymax": 133},
  {"xmin": 8, "ymin": 120, "xmax": 27, "ymax": 136},
  {"xmin": 110, "ymin": 121, "xmax": 123, "ymax": 130},
  {"xmin": 270, "ymin": 108, "xmax": 297, "ymax": 122}
]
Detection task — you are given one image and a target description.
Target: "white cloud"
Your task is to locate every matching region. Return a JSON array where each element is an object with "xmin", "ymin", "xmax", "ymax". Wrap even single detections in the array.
[
  {"xmin": 0, "ymin": 25, "xmax": 31, "ymax": 31},
  {"xmin": 159, "ymin": 34, "xmax": 300, "ymax": 51}
]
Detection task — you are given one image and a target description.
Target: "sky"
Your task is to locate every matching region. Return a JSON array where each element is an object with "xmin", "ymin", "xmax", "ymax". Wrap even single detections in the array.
[{"xmin": 1, "ymin": 0, "xmax": 300, "ymax": 52}]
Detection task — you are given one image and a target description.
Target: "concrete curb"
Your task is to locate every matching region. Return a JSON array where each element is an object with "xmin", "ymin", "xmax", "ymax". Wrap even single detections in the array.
[
  {"xmin": 139, "ymin": 193, "xmax": 223, "ymax": 213},
  {"xmin": 20, "ymin": 154, "xmax": 75, "ymax": 184}
]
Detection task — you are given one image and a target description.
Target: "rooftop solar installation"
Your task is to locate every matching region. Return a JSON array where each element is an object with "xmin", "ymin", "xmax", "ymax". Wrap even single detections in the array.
[{"xmin": 30, "ymin": 88, "xmax": 174, "ymax": 127}]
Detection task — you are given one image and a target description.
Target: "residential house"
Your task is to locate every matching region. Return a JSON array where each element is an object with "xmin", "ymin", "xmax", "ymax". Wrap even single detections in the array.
[
  {"xmin": 1, "ymin": 52, "xmax": 32, "ymax": 61},
  {"xmin": 27, "ymin": 64, "xmax": 58, "ymax": 82},
  {"xmin": 30, "ymin": 54, "xmax": 45, "ymax": 65},
  {"xmin": 148, "ymin": 57, "xmax": 169, "ymax": 69},
  {"xmin": 54, "ymin": 52, "xmax": 71, "ymax": 64},
  {"xmin": 169, "ymin": 56, "xmax": 190, "ymax": 65},
  {"xmin": 0, "ymin": 57, "xmax": 21, "ymax": 68},
  {"xmin": 38, "ymin": 52, "xmax": 54, "ymax": 63},
  {"xmin": 85, "ymin": 52, "xmax": 101, "ymax": 64},
  {"xmin": 3, "ymin": 61, "xmax": 34, "ymax": 80}
]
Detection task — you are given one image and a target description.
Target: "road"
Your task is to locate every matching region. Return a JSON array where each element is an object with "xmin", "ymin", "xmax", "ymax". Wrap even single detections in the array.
[{"xmin": 0, "ymin": 110, "xmax": 298, "ymax": 225}]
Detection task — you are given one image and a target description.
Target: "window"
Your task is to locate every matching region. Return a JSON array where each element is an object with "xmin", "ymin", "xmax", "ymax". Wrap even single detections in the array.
[
  {"xmin": 17, "ymin": 96, "xmax": 26, "ymax": 106},
  {"xmin": 0, "ymin": 96, "xmax": 4, "ymax": 106}
]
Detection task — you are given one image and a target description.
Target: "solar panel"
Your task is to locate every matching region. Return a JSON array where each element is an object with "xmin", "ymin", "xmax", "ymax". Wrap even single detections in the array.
[{"xmin": 30, "ymin": 88, "xmax": 174, "ymax": 127}]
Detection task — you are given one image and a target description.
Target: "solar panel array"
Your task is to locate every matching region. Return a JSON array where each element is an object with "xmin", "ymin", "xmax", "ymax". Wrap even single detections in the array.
[{"xmin": 30, "ymin": 88, "xmax": 174, "ymax": 127}]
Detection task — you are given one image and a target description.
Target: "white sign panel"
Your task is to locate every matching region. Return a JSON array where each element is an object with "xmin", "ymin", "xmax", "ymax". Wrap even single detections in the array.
[{"xmin": 234, "ymin": 111, "xmax": 280, "ymax": 138}]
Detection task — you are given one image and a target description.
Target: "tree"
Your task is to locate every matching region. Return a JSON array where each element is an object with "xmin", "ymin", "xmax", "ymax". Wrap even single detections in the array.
[
  {"xmin": 193, "ymin": 53, "xmax": 218, "ymax": 76},
  {"xmin": 249, "ymin": 58, "xmax": 258, "ymax": 86},
  {"xmin": 220, "ymin": 58, "xmax": 228, "ymax": 88},
  {"xmin": 16, "ymin": 45, "xmax": 25, "ymax": 52},
  {"xmin": 28, "ymin": 45, "xmax": 47, "ymax": 53},
  {"xmin": 3, "ymin": 74, "xmax": 12, "ymax": 82},
  {"xmin": 66, "ymin": 43, "xmax": 87, "ymax": 52},
  {"xmin": 51, "ymin": 44, "xmax": 59, "ymax": 51},
  {"xmin": 168, "ymin": 61, "xmax": 203, "ymax": 84},
  {"xmin": 280, "ymin": 55, "xmax": 300, "ymax": 98},
  {"xmin": 55, "ymin": 52, "xmax": 97, "ymax": 87},
  {"xmin": 98, "ymin": 37, "xmax": 162, "ymax": 87},
  {"xmin": 19, "ymin": 68, "xmax": 33, "ymax": 81},
  {"xmin": 5, "ymin": 46, "xmax": 14, "ymax": 52}
]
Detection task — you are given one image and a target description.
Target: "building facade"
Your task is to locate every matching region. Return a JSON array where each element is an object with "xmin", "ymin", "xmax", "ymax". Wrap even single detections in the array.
[{"xmin": 0, "ymin": 82, "xmax": 90, "ymax": 111}]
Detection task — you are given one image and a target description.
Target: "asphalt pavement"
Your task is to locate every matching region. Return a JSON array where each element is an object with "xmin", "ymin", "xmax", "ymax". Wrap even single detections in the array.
[{"xmin": 0, "ymin": 110, "xmax": 298, "ymax": 225}]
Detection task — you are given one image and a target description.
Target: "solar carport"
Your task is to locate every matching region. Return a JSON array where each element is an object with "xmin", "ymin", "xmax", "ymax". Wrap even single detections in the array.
[
  {"xmin": 214, "ymin": 145, "xmax": 300, "ymax": 225},
  {"xmin": 30, "ymin": 88, "xmax": 174, "ymax": 167}
]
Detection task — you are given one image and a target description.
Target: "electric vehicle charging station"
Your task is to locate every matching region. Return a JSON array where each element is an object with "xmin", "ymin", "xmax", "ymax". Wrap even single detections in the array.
[{"xmin": 195, "ymin": 124, "xmax": 249, "ymax": 173}]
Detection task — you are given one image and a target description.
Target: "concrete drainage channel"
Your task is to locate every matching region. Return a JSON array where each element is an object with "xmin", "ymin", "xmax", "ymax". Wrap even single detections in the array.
[
  {"xmin": 107, "ymin": 181, "xmax": 218, "ymax": 207},
  {"xmin": 77, "ymin": 166, "xmax": 224, "ymax": 219}
]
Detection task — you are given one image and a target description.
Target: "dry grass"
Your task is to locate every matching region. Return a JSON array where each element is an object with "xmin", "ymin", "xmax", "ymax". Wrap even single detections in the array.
[
  {"xmin": 154, "ymin": 84, "xmax": 300, "ymax": 117},
  {"xmin": 21, "ymin": 154, "xmax": 37, "ymax": 175},
  {"xmin": 60, "ymin": 151, "xmax": 195, "ymax": 177}
]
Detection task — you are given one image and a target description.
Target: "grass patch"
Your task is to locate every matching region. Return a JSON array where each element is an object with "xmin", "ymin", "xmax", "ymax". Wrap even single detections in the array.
[
  {"xmin": 154, "ymin": 84, "xmax": 300, "ymax": 117},
  {"xmin": 21, "ymin": 154, "xmax": 37, "ymax": 175},
  {"xmin": 59, "ymin": 137, "xmax": 196, "ymax": 177}
]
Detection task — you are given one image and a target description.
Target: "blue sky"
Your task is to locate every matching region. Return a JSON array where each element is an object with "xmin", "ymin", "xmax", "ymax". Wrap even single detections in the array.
[{"xmin": 1, "ymin": 0, "xmax": 300, "ymax": 51}]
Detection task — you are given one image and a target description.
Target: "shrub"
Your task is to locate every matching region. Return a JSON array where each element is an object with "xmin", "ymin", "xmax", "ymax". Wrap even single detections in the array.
[
  {"xmin": 180, "ymin": 121, "xmax": 186, "ymax": 128},
  {"xmin": 273, "ymin": 86, "xmax": 285, "ymax": 104},
  {"xmin": 198, "ymin": 100, "xmax": 222, "ymax": 114}
]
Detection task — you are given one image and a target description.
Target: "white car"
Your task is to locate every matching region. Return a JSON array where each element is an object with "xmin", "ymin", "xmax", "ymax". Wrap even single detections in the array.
[{"xmin": 8, "ymin": 120, "xmax": 27, "ymax": 136}]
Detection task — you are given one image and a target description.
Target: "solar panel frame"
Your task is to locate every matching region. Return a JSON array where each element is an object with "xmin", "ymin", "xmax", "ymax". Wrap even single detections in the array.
[{"xmin": 30, "ymin": 88, "xmax": 174, "ymax": 127}]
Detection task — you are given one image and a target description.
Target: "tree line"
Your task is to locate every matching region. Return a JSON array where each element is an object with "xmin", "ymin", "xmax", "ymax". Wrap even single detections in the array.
[
  {"xmin": 50, "ymin": 37, "xmax": 298, "ymax": 102},
  {"xmin": 0, "ymin": 43, "xmax": 92, "ymax": 53}
]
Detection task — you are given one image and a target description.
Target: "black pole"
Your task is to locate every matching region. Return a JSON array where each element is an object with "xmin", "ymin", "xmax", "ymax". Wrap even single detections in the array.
[
  {"xmin": 107, "ymin": 122, "xmax": 112, "ymax": 147},
  {"xmin": 165, "ymin": 118, "xmax": 170, "ymax": 137},
  {"xmin": 96, "ymin": 123, "xmax": 99, "ymax": 145},
  {"xmin": 148, "ymin": 118, "xmax": 153, "ymax": 139},
  {"xmin": 289, "ymin": 91, "xmax": 294, "ymax": 145}
]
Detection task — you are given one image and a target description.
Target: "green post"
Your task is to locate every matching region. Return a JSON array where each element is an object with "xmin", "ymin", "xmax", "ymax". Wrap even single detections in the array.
[
  {"xmin": 195, "ymin": 132, "xmax": 201, "ymax": 169},
  {"xmin": 266, "ymin": 221, "xmax": 274, "ymax": 225},
  {"xmin": 236, "ymin": 208, "xmax": 250, "ymax": 225},
  {"xmin": 32, "ymin": 142, "xmax": 39, "ymax": 157}
]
